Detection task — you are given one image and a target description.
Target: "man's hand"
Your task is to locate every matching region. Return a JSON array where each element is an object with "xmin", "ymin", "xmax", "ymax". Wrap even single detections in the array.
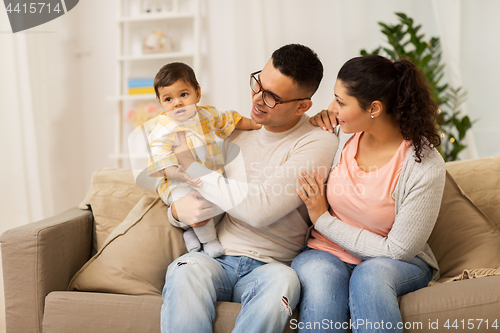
[
  {"xmin": 171, "ymin": 190, "xmax": 216, "ymax": 227},
  {"xmin": 310, "ymin": 109, "xmax": 338, "ymax": 133}
]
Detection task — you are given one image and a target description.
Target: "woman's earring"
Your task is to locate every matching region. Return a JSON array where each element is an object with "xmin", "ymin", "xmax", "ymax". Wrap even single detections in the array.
[{"xmin": 371, "ymin": 115, "xmax": 374, "ymax": 119}]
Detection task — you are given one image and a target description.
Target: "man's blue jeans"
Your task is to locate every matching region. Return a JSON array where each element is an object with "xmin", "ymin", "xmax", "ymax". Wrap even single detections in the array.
[
  {"xmin": 290, "ymin": 248, "xmax": 433, "ymax": 333},
  {"xmin": 161, "ymin": 252, "xmax": 300, "ymax": 333}
]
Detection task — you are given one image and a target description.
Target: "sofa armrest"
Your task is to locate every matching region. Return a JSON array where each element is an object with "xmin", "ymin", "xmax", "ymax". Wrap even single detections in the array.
[{"xmin": 0, "ymin": 207, "xmax": 93, "ymax": 333}]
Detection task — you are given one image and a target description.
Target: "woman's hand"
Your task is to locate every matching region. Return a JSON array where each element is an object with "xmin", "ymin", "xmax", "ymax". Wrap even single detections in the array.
[
  {"xmin": 172, "ymin": 131, "xmax": 196, "ymax": 169},
  {"xmin": 295, "ymin": 169, "xmax": 329, "ymax": 225},
  {"xmin": 310, "ymin": 109, "xmax": 338, "ymax": 133}
]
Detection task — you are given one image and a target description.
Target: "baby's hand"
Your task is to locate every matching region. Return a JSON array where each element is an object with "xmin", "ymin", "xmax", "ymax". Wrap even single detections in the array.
[
  {"xmin": 250, "ymin": 119, "xmax": 262, "ymax": 130},
  {"xmin": 235, "ymin": 116, "xmax": 262, "ymax": 130},
  {"xmin": 174, "ymin": 165, "xmax": 202, "ymax": 188}
]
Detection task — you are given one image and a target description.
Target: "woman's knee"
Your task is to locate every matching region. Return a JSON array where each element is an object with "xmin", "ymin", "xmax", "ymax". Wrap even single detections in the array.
[
  {"xmin": 291, "ymin": 250, "xmax": 351, "ymax": 305},
  {"xmin": 349, "ymin": 258, "xmax": 399, "ymax": 295},
  {"xmin": 352, "ymin": 257, "xmax": 432, "ymax": 299},
  {"xmin": 292, "ymin": 249, "xmax": 350, "ymax": 283},
  {"xmin": 353, "ymin": 257, "xmax": 396, "ymax": 278}
]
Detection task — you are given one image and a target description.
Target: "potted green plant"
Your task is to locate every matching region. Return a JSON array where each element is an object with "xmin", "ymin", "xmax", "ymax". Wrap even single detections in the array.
[{"xmin": 361, "ymin": 12, "xmax": 475, "ymax": 161}]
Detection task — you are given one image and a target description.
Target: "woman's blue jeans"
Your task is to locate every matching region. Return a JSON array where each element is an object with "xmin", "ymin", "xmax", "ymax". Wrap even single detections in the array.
[
  {"xmin": 290, "ymin": 248, "xmax": 433, "ymax": 333},
  {"xmin": 161, "ymin": 252, "xmax": 300, "ymax": 333}
]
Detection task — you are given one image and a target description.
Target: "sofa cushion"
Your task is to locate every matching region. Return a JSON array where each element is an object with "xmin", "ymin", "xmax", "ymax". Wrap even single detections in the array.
[
  {"xmin": 43, "ymin": 292, "xmax": 300, "ymax": 333},
  {"xmin": 79, "ymin": 168, "xmax": 158, "ymax": 252},
  {"xmin": 428, "ymin": 171, "xmax": 500, "ymax": 279},
  {"xmin": 446, "ymin": 155, "xmax": 500, "ymax": 229},
  {"xmin": 43, "ymin": 291, "xmax": 163, "ymax": 333},
  {"xmin": 68, "ymin": 196, "xmax": 187, "ymax": 295},
  {"xmin": 399, "ymin": 276, "xmax": 500, "ymax": 332}
]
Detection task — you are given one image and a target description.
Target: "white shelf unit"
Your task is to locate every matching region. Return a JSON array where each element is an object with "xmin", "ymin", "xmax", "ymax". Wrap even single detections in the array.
[{"xmin": 111, "ymin": 0, "xmax": 201, "ymax": 168}]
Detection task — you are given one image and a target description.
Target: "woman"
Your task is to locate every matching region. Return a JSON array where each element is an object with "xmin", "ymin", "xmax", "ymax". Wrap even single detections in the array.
[{"xmin": 291, "ymin": 55, "xmax": 446, "ymax": 333}]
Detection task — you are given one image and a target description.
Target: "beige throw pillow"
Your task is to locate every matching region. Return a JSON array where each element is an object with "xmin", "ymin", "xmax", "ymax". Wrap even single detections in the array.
[
  {"xmin": 68, "ymin": 196, "xmax": 187, "ymax": 296},
  {"xmin": 79, "ymin": 168, "xmax": 158, "ymax": 252},
  {"xmin": 446, "ymin": 155, "xmax": 500, "ymax": 229},
  {"xmin": 428, "ymin": 171, "xmax": 500, "ymax": 279}
]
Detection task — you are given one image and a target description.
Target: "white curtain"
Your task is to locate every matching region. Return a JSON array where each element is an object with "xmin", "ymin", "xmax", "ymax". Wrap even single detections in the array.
[
  {"xmin": 0, "ymin": 7, "xmax": 85, "ymax": 231},
  {"xmin": 431, "ymin": 0, "xmax": 477, "ymax": 159},
  {"xmin": 0, "ymin": 17, "xmax": 45, "ymax": 229}
]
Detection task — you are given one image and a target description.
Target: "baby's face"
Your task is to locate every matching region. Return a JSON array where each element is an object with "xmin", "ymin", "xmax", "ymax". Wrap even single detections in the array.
[{"xmin": 157, "ymin": 80, "xmax": 200, "ymax": 122}]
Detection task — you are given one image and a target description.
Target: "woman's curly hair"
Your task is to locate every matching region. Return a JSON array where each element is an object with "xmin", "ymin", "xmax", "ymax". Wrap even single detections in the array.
[{"xmin": 337, "ymin": 55, "xmax": 441, "ymax": 162}]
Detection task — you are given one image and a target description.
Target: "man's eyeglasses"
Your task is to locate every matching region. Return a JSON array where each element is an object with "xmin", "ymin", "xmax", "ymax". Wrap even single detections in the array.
[{"xmin": 250, "ymin": 70, "xmax": 311, "ymax": 108}]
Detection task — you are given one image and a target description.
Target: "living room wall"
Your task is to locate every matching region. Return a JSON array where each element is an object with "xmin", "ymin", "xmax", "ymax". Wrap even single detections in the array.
[{"xmin": 1, "ymin": 0, "xmax": 500, "ymax": 330}]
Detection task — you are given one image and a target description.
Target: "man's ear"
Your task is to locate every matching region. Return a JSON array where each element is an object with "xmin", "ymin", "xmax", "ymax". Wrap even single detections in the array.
[
  {"xmin": 196, "ymin": 86, "xmax": 201, "ymax": 103},
  {"xmin": 369, "ymin": 100, "xmax": 383, "ymax": 118},
  {"xmin": 295, "ymin": 99, "xmax": 313, "ymax": 116}
]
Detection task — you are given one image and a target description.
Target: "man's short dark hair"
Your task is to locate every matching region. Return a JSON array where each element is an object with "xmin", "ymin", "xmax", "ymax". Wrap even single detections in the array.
[
  {"xmin": 154, "ymin": 62, "xmax": 199, "ymax": 99},
  {"xmin": 271, "ymin": 44, "xmax": 323, "ymax": 96}
]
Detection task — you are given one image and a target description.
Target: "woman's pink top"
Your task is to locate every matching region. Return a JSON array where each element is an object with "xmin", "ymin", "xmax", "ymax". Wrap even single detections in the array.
[{"xmin": 307, "ymin": 132, "xmax": 411, "ymax": 264}]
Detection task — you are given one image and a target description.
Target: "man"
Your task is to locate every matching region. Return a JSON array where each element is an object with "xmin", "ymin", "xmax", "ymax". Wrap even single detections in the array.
[{"xmin": 161, "ymin": 44, "xmax": 338, "ymax": 333}]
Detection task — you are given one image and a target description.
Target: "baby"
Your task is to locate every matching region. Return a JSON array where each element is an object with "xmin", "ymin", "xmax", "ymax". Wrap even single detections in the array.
[{"xmin": 148, "ymin": 62, "xmax": 260, "ymax": 257}]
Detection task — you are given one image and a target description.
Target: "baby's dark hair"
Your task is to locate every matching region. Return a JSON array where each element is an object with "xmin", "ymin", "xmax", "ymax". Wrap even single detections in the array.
[
  {"xmin": 337, "ymin": 55, "xmax": 441, "ymax": 162},
  {"xmin": 271, "ymin": 44, "xmax": 323, "ymax": 96},
  {"xmin": 154, "ymin": 62, "xmax": 199, "ymax": 99}
]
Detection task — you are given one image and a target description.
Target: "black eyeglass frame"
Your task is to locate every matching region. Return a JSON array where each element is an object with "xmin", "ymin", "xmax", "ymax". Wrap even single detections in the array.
[{"xmin": 250, "ymin": 70, "xmax": 311, "ymax": 108}]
